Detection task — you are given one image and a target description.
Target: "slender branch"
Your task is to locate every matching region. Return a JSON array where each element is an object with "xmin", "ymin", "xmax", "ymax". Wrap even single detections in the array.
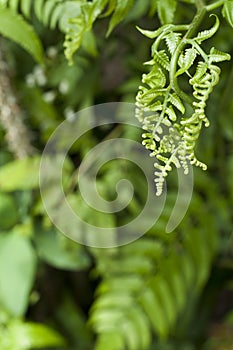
[{"xmin": 195, "ymin": 0, "xmax": 206, "ymax": 10}]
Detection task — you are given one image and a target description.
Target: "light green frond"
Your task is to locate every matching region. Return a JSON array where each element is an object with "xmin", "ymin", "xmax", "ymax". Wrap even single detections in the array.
[
  {"xmin": 165, "ymin": 31, "xmax": 181, "ymax": 54},
  {"xmin": 176, "ymin": 47, "xmax": 197, "ymax": 76},
  {"xmin": 209, "ymin": 47, "xmax": 231, "ymax": 63},
  {"xmin": 136, "ymin": 16, "xmax": 230, "ymax": 195},
  {"xmin": 153, "ymin": 50, "xmax": 170, "ymax": 70},
  {"xmin": 194, "ymin": 14, "xmax": 220, "ymax": 43}
]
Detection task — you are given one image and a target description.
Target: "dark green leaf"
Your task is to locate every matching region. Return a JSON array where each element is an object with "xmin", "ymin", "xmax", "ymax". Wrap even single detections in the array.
[
  {"xmin": 0, "ymin": 7, "xmax": 43, "ymax": 63},
  {"xmin": 222, "ymin": 0, "xmax": 233, "ymax": 27}
]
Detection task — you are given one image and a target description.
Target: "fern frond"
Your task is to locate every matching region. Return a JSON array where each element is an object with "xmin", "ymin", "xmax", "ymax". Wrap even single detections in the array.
[
  {"xmin": 169, "ymin": 93, "xmax": 185, "ymax": 114},
  {"xmin": 153, "ymin": 50, "xmax": 170, "ymax": 70},
  {"xmin": 165, "ymin": 31, "xmax": 181, "ymax": 54},
  {"xmin": 90, "ymin": 213, "xmax": 218, "ymax": 350},
  {"xmin": 136, "ymin": 18, "xmax": 230, "ymax": 195},
  {"xmin": 194, "ymin": 14, "xmax": 219, "ymax": 43},
  {"xmin": 176, "ymin": 47, "xmax": 197, "ymax": 76},
  {"xmin": 209, "ymin": 47, "xmax": 231, "ymax": 63}
]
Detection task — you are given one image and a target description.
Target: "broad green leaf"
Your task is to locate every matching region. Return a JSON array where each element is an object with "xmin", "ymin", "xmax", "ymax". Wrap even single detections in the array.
[
  {"xmin": 0, "ymin": 7, "xmax": 43, "ymax": 63},
  {"xmin": 0, "ymin": 156, "xmax": 40, "ymax": 191},
  {"xmin": 222, "ymin": 0, "xmax": 233, "ymax": 27},
  {"xmin": 35, "ymin": 228, "xmax": 91, "ymax": 270},
  {"xmin": 0, "ymin": 234, "xmax": 36, "ymax": 316},
  {"xmin": 7, "ymin": 320, "xmax": 65, "ymax": 349},
  {"xmin": 157, "ymin": 0, "xmax": 177, "ymax": 24},
  {"xmin": 0, "ymin": 193, "xmax": 19, "ymax": 230},
  {"xmin": 107, "ymin": 0, "xmax": 134, "ymax": 36}
]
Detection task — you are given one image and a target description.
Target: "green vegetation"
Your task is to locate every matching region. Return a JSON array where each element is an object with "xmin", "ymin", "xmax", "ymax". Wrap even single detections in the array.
[{"xmin": 0, "ymin": 1, "xmax": 232, "ymax": 349}]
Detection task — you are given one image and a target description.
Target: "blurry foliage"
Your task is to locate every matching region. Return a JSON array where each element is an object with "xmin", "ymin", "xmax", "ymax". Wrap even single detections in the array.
[{"xmin": 0, "ymin": 1, "xmax": 233, "ymax": 350}]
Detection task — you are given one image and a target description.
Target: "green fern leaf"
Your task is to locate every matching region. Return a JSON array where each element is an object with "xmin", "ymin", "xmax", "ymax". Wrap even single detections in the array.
[
  {"xmin": 142, "ymin": 64, "xmax": 166, "ymax": 88},
  {"xmin": 50, "ymin": 2, "xmax": 64, "ymax": 29},
  {"xmin": 20, "ymin": 0, "xmax": 31, "ymax": 18},
  {"xmin": 0, "ymin": 7, "xmax": 43, "ymax": 63},
  {"xmin": 128, "ymin": 306, "xmax": 151, "ymax": 350},
  {"xmin": 107, "ymin": 0, "xmax": 134, "ymax": 36},
  {"xmin": 194, "ymin": 14, "xmax": 219, "ymax": 43},
  {"xmin": 34, "ymin": 0, "xmax": 44, "ymax": 21},
  {"xmin": 165, "ymin": 31, "xmax": 181, "ymax": 54},
  {"xmin": 140, "ymin": 289, "xmax": 168, "ymax": 338},
  {"xmin": 153, "ymin": 50, "xmax": 170, "ymax": 70},
  {"xmin": 166, "ymin": 105, "xmax": 177, "ymax": 121},
  {"xmin": 189, "ymin": 61, "xmax": 208, "ymax": 84},
  {"xmin": 176, "ymin": 47, "xmax": 197, "ymax": 76},
  {"xmin": 169, "ymin": 93, "xmax": 185, "ymax": 114},
  {"xmin": 42, "ymin": 0, "xmax": 59, "ymax": 26},
  {"xmin": 157, "ymin": 0, "xmax": 177, "ymax": 24},
  {"xmin": 149, "ymin": 276, "xmax": 177, "ymax": 326},
  {"xmin": 209, "ymin": 47, "xmax": 231, "ymax": 63}
]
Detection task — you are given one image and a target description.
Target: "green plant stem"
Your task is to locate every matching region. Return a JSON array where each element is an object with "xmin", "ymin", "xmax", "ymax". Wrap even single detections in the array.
[
  {"xmin": 170, "ymin": 5, "xmax": 207, "ymax": 105},
  {"xmin": 206, "ymin": 0, "xmax": 225, "ymax": 11}
]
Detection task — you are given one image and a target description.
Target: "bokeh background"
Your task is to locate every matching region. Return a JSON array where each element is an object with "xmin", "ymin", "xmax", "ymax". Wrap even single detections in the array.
[{"xmin": 0, "ymin": 1, "xmax": 232, "ymax": 349}]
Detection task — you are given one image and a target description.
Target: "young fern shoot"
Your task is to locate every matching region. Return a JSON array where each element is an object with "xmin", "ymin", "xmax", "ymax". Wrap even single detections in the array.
[{"xmin": 136, "ymin": 14, "xmax": 231, "ymax": 195}]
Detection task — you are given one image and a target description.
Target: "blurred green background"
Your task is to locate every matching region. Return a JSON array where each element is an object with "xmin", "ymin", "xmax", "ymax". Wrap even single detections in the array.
[{"xmin": 0, "ymin": 1, "xmax": 232, "ymax": 349}]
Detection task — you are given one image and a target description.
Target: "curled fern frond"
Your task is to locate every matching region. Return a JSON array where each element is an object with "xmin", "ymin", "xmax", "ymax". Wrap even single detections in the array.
[
  {"xmin": 136, "ymin": 16, "xmax": 231, "ymax": 195},
  {"xmin": 194, "ymin": 14, "xmax": 219, "ymax": 43}
]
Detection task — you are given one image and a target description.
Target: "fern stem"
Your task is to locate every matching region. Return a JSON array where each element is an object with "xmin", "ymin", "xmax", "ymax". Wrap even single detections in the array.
[
  {"xmin": 185, "ymin": 39, "xmax": 208, "ymax": 61},
  {"xmin": 170, "ymin": 6, "xmax": 207, "ymax": 105},
  {"xmin": 206, "ymin": 0, "xmax": 225, "ymax": 11}
]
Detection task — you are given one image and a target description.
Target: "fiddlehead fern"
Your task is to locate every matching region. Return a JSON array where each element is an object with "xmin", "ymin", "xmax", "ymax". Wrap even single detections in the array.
[{"xmin": 136, "ymin": 13, "xmax": 231, "ymax": 195}]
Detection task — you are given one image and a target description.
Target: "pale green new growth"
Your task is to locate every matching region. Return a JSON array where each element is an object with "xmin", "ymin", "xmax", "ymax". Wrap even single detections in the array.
[{"xmin": 136, "ymin": 14, "xmax": 231, "ymax": 195}]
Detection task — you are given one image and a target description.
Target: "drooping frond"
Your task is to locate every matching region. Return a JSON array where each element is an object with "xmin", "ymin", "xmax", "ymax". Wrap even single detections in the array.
[{"xmin": 136, "ymin": 17, "xmax": 230, "ymax": 195}]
